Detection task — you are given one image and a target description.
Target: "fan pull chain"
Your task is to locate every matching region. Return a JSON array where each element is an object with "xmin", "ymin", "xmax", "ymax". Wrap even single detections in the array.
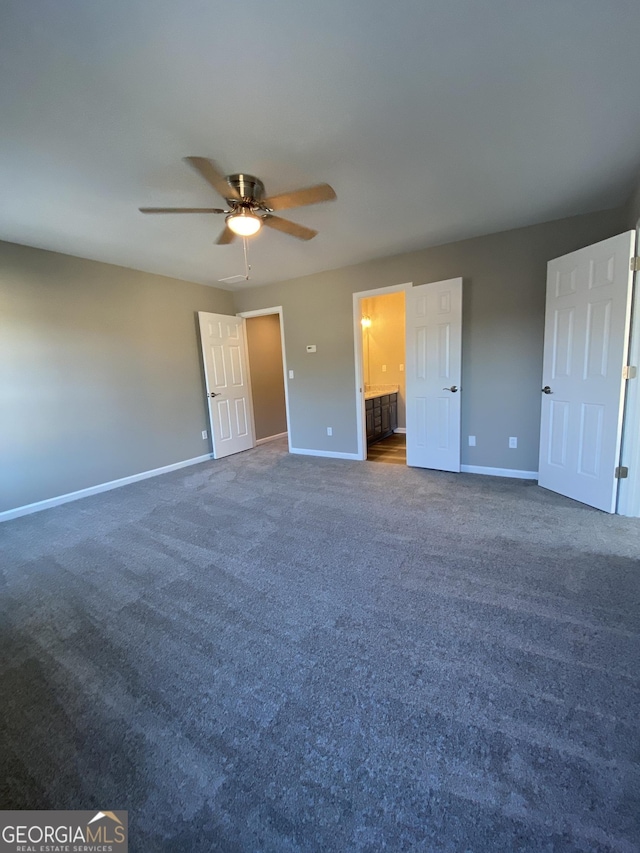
[{"xmin": 242, "ymin": 237, "xmax": 252, "ymax": 280}]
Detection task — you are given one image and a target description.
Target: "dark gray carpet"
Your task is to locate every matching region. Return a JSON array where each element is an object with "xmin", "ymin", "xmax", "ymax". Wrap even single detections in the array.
[{"xmin": 1, "ymin": 439, "xmax": 639, "ymax": 852}]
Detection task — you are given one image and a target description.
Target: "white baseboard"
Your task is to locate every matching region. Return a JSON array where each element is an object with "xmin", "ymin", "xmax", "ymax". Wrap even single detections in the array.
[
  {"xmin": 255, "ymin": 431, "xmax": 288, "ymax": 446},
  {"xmin": 0, "ymin": 453, "xmax": 214, "ymax": 523},
  {"xmin": 461, "ymin": 464, "xmax": 538, "ymax": 480},
  {"xmin": 394, "ymin": 427, "xmax": 407, "ymax": 434},
  {"xmin": 290, "ymin": 446, "xmax": 360, "ymax": 461}
]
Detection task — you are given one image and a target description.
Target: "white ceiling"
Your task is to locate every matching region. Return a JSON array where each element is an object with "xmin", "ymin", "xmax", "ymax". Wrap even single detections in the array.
[{"xmin": 1, "ymin": 0, "xmax": 639, "ymax": 290}]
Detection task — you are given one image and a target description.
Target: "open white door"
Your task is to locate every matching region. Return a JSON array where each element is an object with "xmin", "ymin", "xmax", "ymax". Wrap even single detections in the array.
[
  {"xmin": 198, "ymin": 312, "xmax": 254, "ymax": 459},
  {"xmin": 406, "ymin": 278, "xmax": 462, "ymax": 472},
  {"xmin": 538, "ymin": 231, "xmax": 635, "ymax": 512}
]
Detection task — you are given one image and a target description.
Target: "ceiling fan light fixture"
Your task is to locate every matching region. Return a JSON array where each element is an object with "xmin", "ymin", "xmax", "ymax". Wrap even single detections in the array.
[{"xmin": 226, "ymin": 209, "xmax": 262, "ymax": 237}]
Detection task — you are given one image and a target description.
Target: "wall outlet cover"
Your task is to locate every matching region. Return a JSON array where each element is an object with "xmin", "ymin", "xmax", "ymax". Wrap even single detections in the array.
[
  {"xmin": 509, "ymin": 436, "xmax": 518, "ymax": 448},
  {"xmin": 468, "ymin": 435, "xmax": 476, "ymax": 446},
  {"xmin": 306, "ymin": 345, "xmax": 317, "ymax": 353},
  {"xmin": 202, "ymin": 430, "xmax": 208, "ymax": 440}
]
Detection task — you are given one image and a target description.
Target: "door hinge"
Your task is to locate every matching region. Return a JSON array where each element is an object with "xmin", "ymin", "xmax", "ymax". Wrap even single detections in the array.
[
  {"xmin": 623, "ymin": 365, "xmax": 637, "ymax": 380},
  {"xmin": 615, "ymin": 466, "xmax": 629, "ymax": 479},
  {"xmin": 630, "ymin": 256, "xmax": 640, "ymax": 272}
]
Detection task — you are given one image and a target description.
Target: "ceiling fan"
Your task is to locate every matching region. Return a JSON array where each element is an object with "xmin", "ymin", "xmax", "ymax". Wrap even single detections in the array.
[{"xmin": 139, "ymin": 157, "xmax": 336, "ymax": 244}]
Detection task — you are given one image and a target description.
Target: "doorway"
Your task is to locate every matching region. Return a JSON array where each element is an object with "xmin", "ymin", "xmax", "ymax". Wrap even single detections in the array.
[
  {"xmin": 360, "ymin": 289, "xmax": 407, "ymax": 463},
  {"xmin": 238, "ymin": 307, "xmax": 291, "ymax": 449},
  {"xmin": 353, "ymin": 279, "xmax": 463, "ymax": 470},
  {"xmin": 353, "ymin": 283, "xmax": 409, "ymax": 462},
  {"xmin": 353, "ymin": 282, "xmax": 411, "ymax": 461}
]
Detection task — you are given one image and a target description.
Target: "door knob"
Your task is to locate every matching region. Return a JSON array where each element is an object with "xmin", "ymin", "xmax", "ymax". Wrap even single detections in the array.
[
  {"xmin": 209, "ymin": 392, "xmax": 221, "ymax": 398},
  {"xmin": 443, "ymin": 385, "xmax": 458, "ymax": 393},
  {"xmin": 541, "ymin": 386, "xmax": 552, "ymax": 394}
]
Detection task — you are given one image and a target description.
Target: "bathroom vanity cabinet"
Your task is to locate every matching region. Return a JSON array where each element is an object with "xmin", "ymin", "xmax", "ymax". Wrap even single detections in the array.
[{"xmin": 365, "ymin": 392, "xmax": 398, "ymax": 445}]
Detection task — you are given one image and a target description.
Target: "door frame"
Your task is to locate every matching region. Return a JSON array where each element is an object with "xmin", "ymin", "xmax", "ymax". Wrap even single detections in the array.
[
  {"xmin": 237, "ymin": 306, "xmax": 292, "ymax": 452},
  {"xmin": 617, "ymin": 225, "xmax": 640, "ymax": 516},
  {"xmin": 352, "ymin": 282, "xmax": 411, "ymax": 461}
]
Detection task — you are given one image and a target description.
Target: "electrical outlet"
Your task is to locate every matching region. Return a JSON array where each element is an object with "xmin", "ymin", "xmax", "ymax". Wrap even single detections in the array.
[
  {"xmin": 288, "ymin": 370, "xmax": 294, "ymax": 379},
  {"xmin": 327, "ymin": 427, "xmax": 333, "ymax": 436},
  {"xmin": 468, "ymin": 435, "xmax": 476, "ymax": 447},
  {"xmin": 382, "ymin": 364, "xmax": 387, "ymax": 372},
  {"xmin": 509, "ymin": 436, "xmax": 517, "ymax": 449},
  {"xmin": 399, "ymin": 364, "xmax": 404, "ymax": 371},
  {"xmin": 202, "ymin": 430, "xmax": 208, "ymax": 440}
]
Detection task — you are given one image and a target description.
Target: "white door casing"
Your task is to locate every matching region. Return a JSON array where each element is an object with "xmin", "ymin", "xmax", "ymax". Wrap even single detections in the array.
[
  {"xmin": 198, "ymin": 311, "xmax": 255, "ymax": 459},
  {"xmin": 538, "ymin": 231, "xmax": 635, "ymax": 512},
  {"xmin": 405, "ymin": 278, "xmax": 462, "ymax": 472}
]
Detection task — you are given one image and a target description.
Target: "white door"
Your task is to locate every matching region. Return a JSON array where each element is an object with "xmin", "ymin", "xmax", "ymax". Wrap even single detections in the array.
[
  {"xmin": 198, "ymin": 312, "xmax": 254, "ymax": 459},
  {"xmin": 406, "ymin": 278, "xmax": 462, "ymax": 472},
  {"xmin": 538, "ymin": 231, "xmax": 635, "ymax": 512}
]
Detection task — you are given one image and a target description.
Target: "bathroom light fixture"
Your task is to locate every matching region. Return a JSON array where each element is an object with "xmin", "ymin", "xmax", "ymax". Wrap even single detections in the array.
[
  {"xmin": 226, "ymin": 209, "xmax": 262, "ymax": 237},
  {"xmin": 361, "ymin": 315, "xmax": 372, "ymax": 329}
]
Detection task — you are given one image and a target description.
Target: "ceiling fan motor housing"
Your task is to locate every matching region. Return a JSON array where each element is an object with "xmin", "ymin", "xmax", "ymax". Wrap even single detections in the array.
[{"xmin": 226, "ymin": 173, "xmax": 265, "ymax": 205}]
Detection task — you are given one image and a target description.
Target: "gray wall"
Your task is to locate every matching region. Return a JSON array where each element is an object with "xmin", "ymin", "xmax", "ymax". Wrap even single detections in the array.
[
  {"xmin": 1, "ymin": 202, "xmax": 631, "ymax": 514},
  {"xmin": 245, "ymin": 314, "xmax": 287, "ymax": 440},
  {"xmin": 0, "ymin": 240, "xmax": 233, "ymax": 512},
  {"xmin": 233, "ymin": 207, "xmax": 627, "ymax": 470},
  {"xmin": 626, "ymin": 173, "xmax": 640, "ymax": 228}
]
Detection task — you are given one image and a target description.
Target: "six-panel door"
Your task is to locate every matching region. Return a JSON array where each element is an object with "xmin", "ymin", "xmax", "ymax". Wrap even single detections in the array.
[
  {"xmin": 198, "ymin": 312, "xmax": 254, "ymax": 459},
  {"xmin": 405, "ymin": 278, "xmax": 462, "ymax": 472},
  {"xmin": 538, "ymin": 232, "xmax": 634, "ymax": 512}
]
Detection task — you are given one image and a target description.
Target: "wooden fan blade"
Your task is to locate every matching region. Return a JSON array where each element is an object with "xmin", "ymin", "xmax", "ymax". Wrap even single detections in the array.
[
  {"xmin": 139, "ymin": 207, "xmax": 226, "ymax": 214},
  {"xmin": 263, "ymin": 214, "xmax": 318, "ymax": 241},
  {"xmin": 216, "ymin": 225, "xmax": 237, "ymax": 245},
  {"xmin": 263, "ymin": 183, "xmax": 336, "ymax": 211},
  {"xmin": 184, "ymin": 157, "xmax": 239, "ymax": 201}
]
